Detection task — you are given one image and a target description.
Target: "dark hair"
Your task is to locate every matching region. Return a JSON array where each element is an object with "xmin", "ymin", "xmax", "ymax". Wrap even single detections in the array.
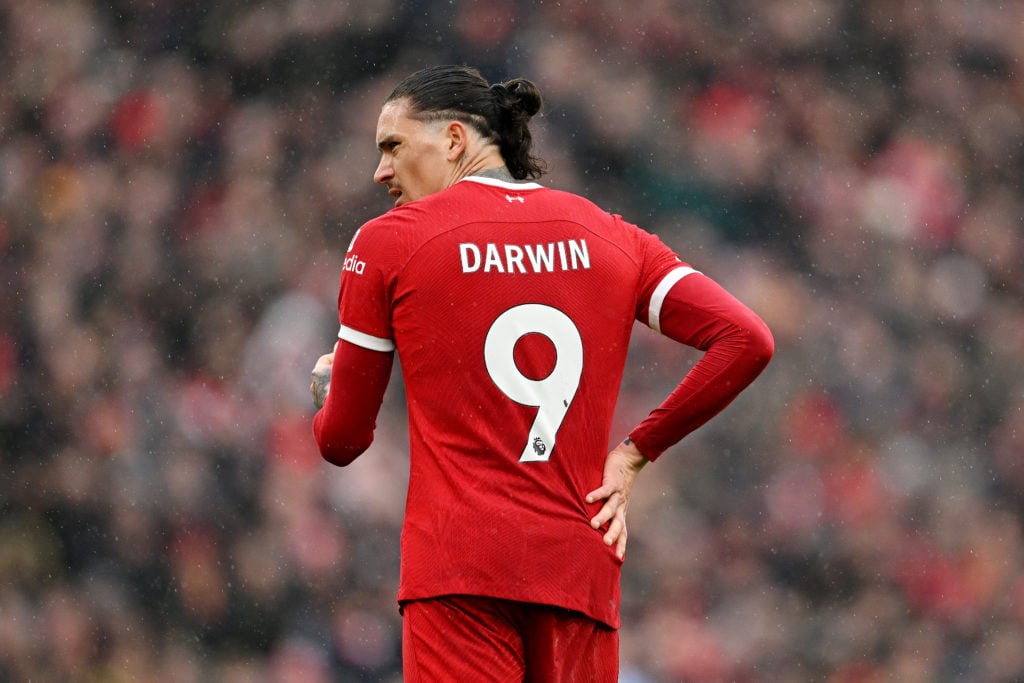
[{"xmin": 385, "ymin": 65, "xmax": 546, "ymax": 180}]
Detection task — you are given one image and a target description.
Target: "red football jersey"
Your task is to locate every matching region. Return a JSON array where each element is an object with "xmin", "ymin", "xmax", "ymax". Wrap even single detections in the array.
[{"xmin": 335, "ymin": 176, "xmax": 691, "ymax": 628}]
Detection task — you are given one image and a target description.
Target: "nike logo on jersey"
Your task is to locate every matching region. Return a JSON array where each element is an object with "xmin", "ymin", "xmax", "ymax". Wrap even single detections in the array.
[
  {"xmin": 505, "ymin": 194, "xmax": 525, "ymax": 203},
  {"xmin": 459, "ymin": 239, "xmax": 591, "ymax": 274}
]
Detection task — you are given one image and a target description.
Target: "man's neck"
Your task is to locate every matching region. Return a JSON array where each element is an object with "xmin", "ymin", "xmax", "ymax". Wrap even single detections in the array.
[{"xmin": 473, "ymin": 166, "xmax": 519, "ymax": 183}]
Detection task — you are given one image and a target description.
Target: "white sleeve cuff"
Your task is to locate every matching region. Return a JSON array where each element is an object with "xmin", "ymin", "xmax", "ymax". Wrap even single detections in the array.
[{"xmin": 338, "ymin": 324, "xmax": 395, "ymax": 352}]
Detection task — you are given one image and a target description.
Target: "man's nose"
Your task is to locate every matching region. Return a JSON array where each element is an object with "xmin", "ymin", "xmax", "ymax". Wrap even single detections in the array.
[{"xmin": 373, "ymin": 157, "xmax": 392, "ymax": 185}]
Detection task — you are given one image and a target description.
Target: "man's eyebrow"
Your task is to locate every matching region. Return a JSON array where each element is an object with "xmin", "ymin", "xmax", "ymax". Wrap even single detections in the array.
[{"xmin": 377, "ymin": 134, "xmax": 398, "ymax": 151}]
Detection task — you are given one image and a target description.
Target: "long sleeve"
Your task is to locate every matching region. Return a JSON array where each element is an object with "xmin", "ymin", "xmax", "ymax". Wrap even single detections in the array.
[
  {"xmin": 629, "ymin": 273, "xmax": 774, "ymax": 460},
  {"xmin": 312, "ymin": 339, "xmax": 394, "ymax": 466}
]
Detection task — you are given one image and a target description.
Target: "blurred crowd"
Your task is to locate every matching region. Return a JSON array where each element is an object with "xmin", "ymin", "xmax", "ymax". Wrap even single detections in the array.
[{"xmin": 2, "ymin": 0, "xmax": 1023, "ymax": 681}]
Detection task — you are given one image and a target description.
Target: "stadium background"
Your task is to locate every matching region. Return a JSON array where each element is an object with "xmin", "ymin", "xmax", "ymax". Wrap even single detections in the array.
[{"xmin": 1, "ymin": 1, "xmax": 1023, "ymax": 681}]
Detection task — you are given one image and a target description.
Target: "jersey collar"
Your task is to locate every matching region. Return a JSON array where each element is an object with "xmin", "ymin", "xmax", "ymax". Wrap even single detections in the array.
[{"xmin": 460, "ymin": 175, "xmax": 544, "ymax": 191}]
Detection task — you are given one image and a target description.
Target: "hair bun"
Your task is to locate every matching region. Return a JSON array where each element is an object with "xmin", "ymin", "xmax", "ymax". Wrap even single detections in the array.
[{"xmin": 492, "ymin": 78, "xmax": 542, "ymax": 119}]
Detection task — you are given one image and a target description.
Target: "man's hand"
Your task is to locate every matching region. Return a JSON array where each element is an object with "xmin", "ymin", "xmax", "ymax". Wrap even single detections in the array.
[
  {"xmin": 310, "ymin": 351, "xmax": 335, "ymax": 409},
  {"xmin": 585, "ymin": 439, "xmax": 649, "ymax": 560}
]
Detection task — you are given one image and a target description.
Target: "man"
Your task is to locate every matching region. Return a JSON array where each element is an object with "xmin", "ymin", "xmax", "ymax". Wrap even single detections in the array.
[{"xmin": 310, "ymin": 65, "xmax": 773, "ymax": 681}]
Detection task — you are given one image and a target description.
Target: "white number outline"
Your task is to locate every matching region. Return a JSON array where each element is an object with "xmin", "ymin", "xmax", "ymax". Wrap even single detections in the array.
[{"xmin": 483, "ymin": 304, "xmax": 584, "ymax": 462}]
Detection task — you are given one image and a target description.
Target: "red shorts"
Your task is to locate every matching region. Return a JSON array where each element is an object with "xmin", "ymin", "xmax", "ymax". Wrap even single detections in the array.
[{"xmin": 402, "ymin": 595, "xmax": 618, "ymax": 682}]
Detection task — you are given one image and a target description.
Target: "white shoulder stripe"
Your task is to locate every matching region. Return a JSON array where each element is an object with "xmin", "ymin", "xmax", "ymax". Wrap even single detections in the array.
[
  {"xmin": 648, "ymin": 266, "xmax": 700, "ymax": 334},
  {"xmin": 338, "ymin": 324, "xmax": 395, "ymax": 352}
]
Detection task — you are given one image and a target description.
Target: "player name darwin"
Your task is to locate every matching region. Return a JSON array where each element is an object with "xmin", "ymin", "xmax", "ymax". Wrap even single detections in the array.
[{"xmin": 459, "ymin": 239, "xmax": 591, "ymax": 274}]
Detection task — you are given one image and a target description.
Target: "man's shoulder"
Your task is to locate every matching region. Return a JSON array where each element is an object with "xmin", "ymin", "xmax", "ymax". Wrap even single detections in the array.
[{"xmin": 353, "ymin": 204, "xmax": 431, "ymax": 248}]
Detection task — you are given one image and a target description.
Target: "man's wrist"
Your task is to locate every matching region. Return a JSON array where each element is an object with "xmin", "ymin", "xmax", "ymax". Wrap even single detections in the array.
[{"xmin": 619, "ymin": 437, "xmax": 650, "ymax": 469}]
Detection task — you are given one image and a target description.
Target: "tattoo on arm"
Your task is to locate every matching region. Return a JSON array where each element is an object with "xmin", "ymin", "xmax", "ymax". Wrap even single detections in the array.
[{"xmin": 311, "ymin": 369, "xmax": 331, "ymax": 409}]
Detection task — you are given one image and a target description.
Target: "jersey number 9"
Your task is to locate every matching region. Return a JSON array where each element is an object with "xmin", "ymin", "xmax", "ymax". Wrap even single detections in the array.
[{"xmin": 484, "ymin": 304, "xmax": 584, "ymax": 462}]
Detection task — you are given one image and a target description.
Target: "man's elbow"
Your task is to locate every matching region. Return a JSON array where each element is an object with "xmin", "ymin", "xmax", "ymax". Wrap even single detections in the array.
[
  {"xmin": 748, "ymin": 317, "xmax": 775, "ymax": 372},
  {"xmin": 317, "ymin": 436, "xmax": 372, "ymax": 467},
  {"xmin": 313, "ymin": 416, "xmax": 374, "ymax": 467}
]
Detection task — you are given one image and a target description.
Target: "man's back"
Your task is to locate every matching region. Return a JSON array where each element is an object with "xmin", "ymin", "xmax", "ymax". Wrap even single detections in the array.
[
  {"xmin": 338, "ymin": 176, "xmax": 683, "ymax": 627},
  {"xmin": 312, "ymin": 65, "xmax": 772, "ymax": 681}
]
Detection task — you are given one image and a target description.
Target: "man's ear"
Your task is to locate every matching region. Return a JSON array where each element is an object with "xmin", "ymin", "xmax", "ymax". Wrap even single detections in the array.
[{"xmin": 445, "ymin": 120, "xmax": 469, "ymax": 162}]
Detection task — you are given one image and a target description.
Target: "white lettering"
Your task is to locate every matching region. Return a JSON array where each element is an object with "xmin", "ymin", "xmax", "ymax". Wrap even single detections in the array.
[
  {"xmin": 569, "ymin": 239, "xmax": 590, "ymax": 270},
  {"xmin": 484, "ymin": 243, "xmax": 505, "ymax": 273},
  {"xmin": 460, "ymin": 243, "xmax": 481, "ymax": 273},
  {"xmin": 525, "ymin": 244, "xmax": 555, "ymax": 272},
  {"xmin": 343, "ymin": 253, "xmax": 366, "ymax": 274},
  {"xmin": 459, "ymin": 239, "xmax": 590, "ymax": 275},
  {"xmin": 505, "ymin": 245, "xmax": 526, "ymax": 274}
]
